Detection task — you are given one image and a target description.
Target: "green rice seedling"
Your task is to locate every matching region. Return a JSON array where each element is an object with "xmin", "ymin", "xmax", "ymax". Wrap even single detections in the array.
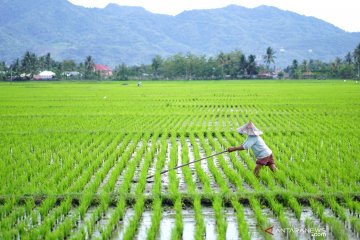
[
  {"xmin": 212, "ymin": 196, "xmax": 227, "ymax": 240},
  {"xmin": 189, "ymin": 133, "xmax": 212, "ymax": 194},
  {"xmin": 101, "ymin": 134, "xmax": 135, "ymax": 193},
  {"xmin": 280, "ymin": 193, "xmax": 302, "ymax": 220},
  {"xmin": 324, "ymin": 217, "xmax": 349, "ymax": 240},
  {"xmin": 223, "ymin": 132, "xmax": 262, "ymax": 191},
  {"xmin": 152, "ymin": 135, "xmax": 168, "ymax": 196},
  {"xmin": 1, "ymin": 81, "xmax": 359, "ymax": 239},
  {"xmin": 28, "ymin": 197, "xmax": 72, "ymax": 238},
  {"xmin": 304, "ymin": 218, "xmax": 326, "ymax": 240},
  {"xmin": 0, "ymin": 200, "xmax": 14, "ymax": 220},
  {"xmin": 120, "ymin": 134, "xmax": 150, "ymax": 194},
  {"xmin": 345, "ymin": 197, "xmax": 360, "ymax": 217},
  {"xmin": 193, "ymin": 196, "xmax": 206, "ymax": 240},
  {"xmin": 47, "ymin": 135, "xmax": 141, "ymax": 239},
  {"xmin": 146, "ymin": 197, "xmax": 162, "ymax": 240},
  {"xmin": 168, "ymin": 133, "xmax": 180, "ymax": 199},
  {"xmin": 350, "ymin": 217, "xmax": 360, "ymax": 235},
  {"xmin": 171, "ymin": 197, "xmax": 183, "ymax": 240},
  {"xmin": 69, "ymin": 135, "xmax": 138, "ymax": 239},
  {"xmin": 134, "ymin": 133, "xmax": 159, "ymax": 194},
  {"xmin": 310, "ymin": 199, "xmax": 349, "ymax": 240},
  {"xmin": 325, "ymin": 197, "xmax": 347, "ymax": 222},
  {"xmin": 99, "ymin": 135, "xmax": 151, "ymax": 239},
  {"xmin": 198, "ymin": 134, "xmax": 229, "ymax": 194},
  {"xmin": 100, "ymin": 198, "xmax": 126, "ymax": 239},
  {"xmin": 230, "ymin": 198, "xmax": 250, "ymax": 240},
  {"xmin": 179, "ymin": 134, "xmax": 196, "ymax": 195},
  {"xmin": 208, "ymin": 133, "xmax": 243, "ymax": 190},
  {"xmin": 122, "ymin": 196, "xmax": 145, "ymax": 240},
  {"xmin": 178, "ymin": 134, "xmax": 206, "ymax": 239},
  {"xmin": 249, "ymin": 197, "xmax": 272, "ymax": 240},
  {"xmin": 265, "ymin": 195, "xmax": 286, "ymax": 219}
]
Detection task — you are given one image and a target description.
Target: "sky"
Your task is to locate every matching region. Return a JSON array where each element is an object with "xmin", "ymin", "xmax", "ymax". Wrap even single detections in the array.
[{"xmin": 68, "ymin": 0, "xmax": 359, "ymax": 32}]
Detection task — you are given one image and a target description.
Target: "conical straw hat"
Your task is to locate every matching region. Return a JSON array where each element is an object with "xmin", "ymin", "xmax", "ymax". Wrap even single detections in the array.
[{"xmin": 236, "ymin": 121, "xmax": 263, "ymax": 136}]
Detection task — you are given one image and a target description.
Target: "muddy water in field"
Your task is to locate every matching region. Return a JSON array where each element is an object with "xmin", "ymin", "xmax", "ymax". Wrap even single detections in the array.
[
  {"xmin": 212, "ymin": 155, "xmax": 237, "ymax": 191},
  {"xmin": 130, "ymin": 139, "xmax": 152, "ymax": 193},
  {"xmin": 114, "ymin": 140, "xmax": 143, "ymax": 191},
  {"xmin": 111, "ymin": 208, "xmax": 135, "ymax": 239},
  {"xmin": 182, "ymin": 208, "xmax": 196, "ymax": 240},
  {"xmin": 222, "ymin": 152, "xmax": 253, "ymax": 192},
  {"xmin": 48, "ymin": 207, "xmax": 76, "ymax": 233},
  {"xmin": 160, "ymin": 138, "xmax": 188, "ymax": 193},
  {"xmin": 91, "ymin": 207, "xmax": 115, "ymax": 239},
  {"xmin": 225, "ymin": 208, "xmax": 239, "ymax": 240},
  {"xmin": 300, "ymin": 206, "xmax": 332, "ymax": 240},
  {"xmin": 344, "ymin": 208, "xmax": 360, "ymax": 239},
  {"xmin": 323, "ymin": 207, "xmax": 358, "ymax": 239},
  {"xmin": 195, "ymin": 138, "xmax": 220, "ymax": 192},
  {"xmin": 205, "ymin": 137, "xmax": 237, "ymax": 192},
  {"xmin": 160, "ymin": 140, "xmax": 171, "ymax": 193},
  {"xmin": 158, "ymin": 208, "xmax": 175, "ymax": 239},
  {"xmin": 157, "ymin": 207, "xmax": 239, "ymax": 240},
  {"xmin": 201, "ymin": 207, "xmax": 217, "ymax": 240},
  {"xmin": 186, "ymin": 138, "xmax": 204, "ymax": 191},
  {"xmin": 143, "ymin": 139, "xmax": 161, "ymax": 195},
  {"xmin": 97, "ymin": 140, "xmax": 133, "ymax": 193},
  {"xmin": 134, "ymin": 211, "xmax": 152, "ymax": 239},
  {"xmin": 283, "ymin": 207, "xmax": 307, "ymax": 239},
  {"xmin": 243, "ymin": 206, "xmax": 262, "ymax": 239},
  {"xmin": 261, "ymin": 208, "xmax": 284, "ymax": 239},
  {"xmin": 176, "ymin": 138, "xmax": 187, "ymax": 193},
  {"xmin": 71, "ymin": 206, "xmax": 96, "ymax": 238}
]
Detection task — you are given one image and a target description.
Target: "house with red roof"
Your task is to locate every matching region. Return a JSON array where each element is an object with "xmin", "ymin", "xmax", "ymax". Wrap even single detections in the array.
[{"xmin": 94, "ymin": 64, "xmax": 113, "ymax": 78}]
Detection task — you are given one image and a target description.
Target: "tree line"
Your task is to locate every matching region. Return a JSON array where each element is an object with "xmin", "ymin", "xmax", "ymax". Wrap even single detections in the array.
[{"xmin": 1, "ymin": 44, "xmax": 359, "ymax": 81}]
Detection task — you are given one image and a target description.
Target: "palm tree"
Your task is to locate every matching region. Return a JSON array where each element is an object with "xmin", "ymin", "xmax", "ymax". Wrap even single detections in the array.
[
  {"xmin": 45, "ymin": 53, "xmax": 52, "ymax": 70},
  {"xmin": 263, "ymin": 47, "xmax": 276, "ymax": 72},
  {"xmin": 291, "ymin": 59, "xmax": 299, "ymax": 79},
  {"xmin": 21, "ymin": 51, "xmax": 37, "ymax": 77},
  {"xmin": 301, "ymin": 60, "xmax": 308, "ymax": 73},
  {"xmin": 247, "ymin": 54, "xmax": 257, "ymax": 76},
  {"xmin": 151, "ymin": 55, "xmax": 162, "ymax": 79},
  {"xmin": 217, "ymin": 52, "xmax": 226, "ymax": 79},
  {"xmin": 84, "ymin": 56, "xmax": 95, "ymax": 79},
  {"xmin": 344, "ymin": 52, "xmax": 353, "ymax": 65},
  {"xmin": 354, "ymin": 43, "xmax": 360, "ymax": 78}
]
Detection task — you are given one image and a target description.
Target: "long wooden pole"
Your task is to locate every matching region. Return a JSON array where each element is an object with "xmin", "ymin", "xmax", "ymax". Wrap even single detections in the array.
[{"xmin": 146, "ymin": 150, "xmax": 228, "ymax": 179}]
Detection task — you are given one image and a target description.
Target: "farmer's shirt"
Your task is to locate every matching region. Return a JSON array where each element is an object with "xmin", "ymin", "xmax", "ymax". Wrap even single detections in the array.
[{"xmin": 243, "ymin": 136, "xmax": 272, "ymax": 159}]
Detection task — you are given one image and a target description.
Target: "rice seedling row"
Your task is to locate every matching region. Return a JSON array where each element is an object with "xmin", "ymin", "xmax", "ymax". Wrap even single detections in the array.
[{"xmin": 1, "ymin": 81, "xmax": 359, "ymax": 239}]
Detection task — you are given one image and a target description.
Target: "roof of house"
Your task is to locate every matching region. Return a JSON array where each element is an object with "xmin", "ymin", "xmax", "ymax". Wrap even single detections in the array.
[
  {"xmin": 39, "ymin": 71, "xmax": 56, "ymax": 76},
  {"xmin": 95, "ymin": 64, "xmax": 112, "ymax": 71}
]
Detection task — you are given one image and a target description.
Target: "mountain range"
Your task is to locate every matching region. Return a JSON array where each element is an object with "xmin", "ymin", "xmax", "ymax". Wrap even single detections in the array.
[{"xmin": 1, "ymin": 0, "xmax": 359, "ymax": 67}]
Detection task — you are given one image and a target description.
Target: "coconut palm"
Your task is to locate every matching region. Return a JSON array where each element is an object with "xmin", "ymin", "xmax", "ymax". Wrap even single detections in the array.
[
  {"xmin": 354, "ymin": 43, "xmax": 360, "ymax": 78},
  {"xmin": 21, "ymin": 51, "xmax": 37, "ymax": 77},
  {"xmin": 217, "ymin": 52, "xmax": 226, "ymax": 79},
  {"xmin": 84, "ymin": 56, "xmax": 95, "ymax": 79},
  {"xmin": 344, "ymin": 52, "xmax": 353, "ymax": 65},
  {"xmin": 263, "ymin": 47, "xmax": 276, "ymax": 72},
  {"xmin": 151, "ymin": 55, "xmax": 162, "ymax": 79},
  {"xmin": 247, "ymin": 54, "xmax": 257, "ymax": 75}
]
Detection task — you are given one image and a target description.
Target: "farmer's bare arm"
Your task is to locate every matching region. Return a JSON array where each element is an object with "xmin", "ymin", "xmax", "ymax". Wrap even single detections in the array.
[{"xmin": 227, "ymin": 145, "xmax": 245, "ymax": 152}]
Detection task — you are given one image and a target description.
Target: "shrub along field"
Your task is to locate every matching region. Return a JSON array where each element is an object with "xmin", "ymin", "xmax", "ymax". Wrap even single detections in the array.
[{"xmin": 0, "ymin": 80, "xmax": 359, "ymax": 239}]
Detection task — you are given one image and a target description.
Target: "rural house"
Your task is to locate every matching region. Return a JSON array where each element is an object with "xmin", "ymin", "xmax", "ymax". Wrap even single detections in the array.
[
  {"xmin": 94, "ymin": 64, "xmax": 113, "ymax": 78},
  {"xmin": 33, "ymin": 70, "xmax": 56, "ymax": 80}
]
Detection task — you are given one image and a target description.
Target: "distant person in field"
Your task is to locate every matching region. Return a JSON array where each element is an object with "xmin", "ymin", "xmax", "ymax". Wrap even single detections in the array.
[{"xmin": 227, "ymin": 121, "xmax": 277, "ymax": 177}]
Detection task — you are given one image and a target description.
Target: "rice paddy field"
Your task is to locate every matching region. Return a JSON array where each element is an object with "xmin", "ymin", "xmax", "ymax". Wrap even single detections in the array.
[{"xmin": 0, "ymin": 80, "xmax": 359, "ymax": 240}]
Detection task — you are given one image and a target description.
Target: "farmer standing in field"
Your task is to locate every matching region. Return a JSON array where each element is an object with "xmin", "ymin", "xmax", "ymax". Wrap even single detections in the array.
[{"xmin": 227, "ymin": 121, "xmax": 277, "ymax": 177}]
